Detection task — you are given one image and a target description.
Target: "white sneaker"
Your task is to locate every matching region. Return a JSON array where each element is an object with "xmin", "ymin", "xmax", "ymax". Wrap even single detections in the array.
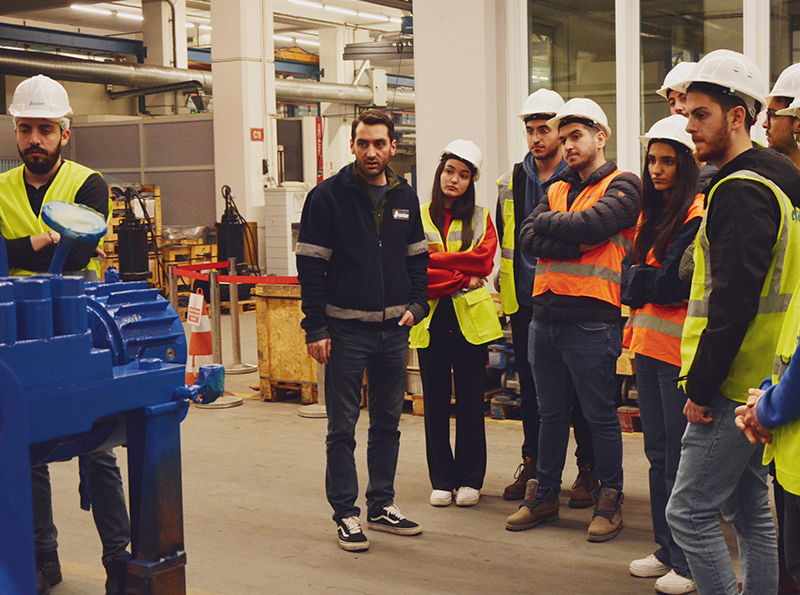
[
  {"xmin": 455, "ymin": 487, "xmax": 480, "ymax": 507},
  {"xmin": 655, "ymin": 570, "xmax": 697, "ymax": 594},
  {"xmin": 430, "ymin": 489, "xmax": 453, "ymax": 507},
  {"xmin": 629, "ymin": 554, "xmax": 670, "ymax": 578}
]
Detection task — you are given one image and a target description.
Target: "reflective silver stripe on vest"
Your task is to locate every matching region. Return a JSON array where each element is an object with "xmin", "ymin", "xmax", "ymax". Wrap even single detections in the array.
[
  {"xmin": 426, "ymin": 231, "xmax": 441, "ymax": 244},
  {"xmin": 295, "ymin": 242, "xmax": 332, "ymax": 261},
  {"xmin": 607, "ymin": 232, "xmax": 633, "ymax": 251},
  {"xmin": 537, "ymin": 261, "xmax": 621, "ymax": 285},
  {"xmin": 501, "ymin": 247, "xmax": 514, "ymax": 260},
  {"xmin": 325, "ymin": 303, "xmax": 409, "ymax": 322},
  {"xmin": 774, "ymin": 355, "xmax": 791, "ymax": 380},
  {"xmin": 689, "ymin": 169, "xmax": 793, "ymax": 320},
  {"xmin": 629, "ymin": 312, "xmax": 684, "ymax": 339},
  {"xmin": 407, "ymin": 239, "xmax": 428, "ymax": 256},
  {"xmin": 447, "ymin": 208, "xmax": 486, "ymax": 247}
]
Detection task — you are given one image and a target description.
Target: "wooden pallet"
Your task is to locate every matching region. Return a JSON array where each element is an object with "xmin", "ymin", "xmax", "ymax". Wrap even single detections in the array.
[
  {"xmin": 261, "ymin": 379, "xmax": 318, "ymax": 404},
  {"xmin": 220, "ymin": 298, "xmax": 256, "ymax": 315}
]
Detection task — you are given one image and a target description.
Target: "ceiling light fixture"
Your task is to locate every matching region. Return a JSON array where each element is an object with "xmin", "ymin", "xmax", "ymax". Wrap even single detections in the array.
[
  {"xmin": 287, "ymin": 0, "xmax": 323, "ymax": 8},
  {"xmin": 296, "ymin": 38, "xmax": 321, "ymax": 47},
  {"xmin": 70, "ymin": 5, "xmax": 113, "ymax": 15},
  {"xmin": 273, "ymin": 35, "xmax": 295, "ymax": 42},
  {"xmin": 198, "ymin": 25, "xmax": 212, "ymax": 31},
  {"xmin": 324, "ymin": 5, "xmax": 357, "ymax": 16},
  {"xmin": 389, "ymin": 17, "xmax": 402, "ymax": 23},
  {"xmin": 358, "ymin": 11, "xmax": 389, "ymax": 21},
  {"xmin": 116, "ymin": 12, "xmax": 144, "ymax": 21}
]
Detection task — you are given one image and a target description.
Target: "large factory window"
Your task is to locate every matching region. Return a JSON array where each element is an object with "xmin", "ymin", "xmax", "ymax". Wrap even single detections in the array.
[
  {"xmin": 528, "ymin": 0, "xmax": 617, "ymax": 160},
  {"xmin": 641, "ymin": 1, "xmax": 743, "ymax": 131},
  {"xmin": 770, "ymin": 0, "xmax": 800, "ymax": 85}
]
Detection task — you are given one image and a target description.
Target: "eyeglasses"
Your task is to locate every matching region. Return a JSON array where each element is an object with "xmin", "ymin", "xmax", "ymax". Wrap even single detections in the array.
[{"xmin": 766, "ymin": 109, "xmax": 789, "ymax": 123}]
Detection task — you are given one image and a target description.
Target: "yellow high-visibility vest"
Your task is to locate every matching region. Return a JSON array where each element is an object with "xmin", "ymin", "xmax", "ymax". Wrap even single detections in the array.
[
  {"xmin": 496, "ymin": 171, "xmax": 518, "ymax": 315},
  {"xmin": 0, "ymin": 161, "xmax": 109, "ymax": 276},
  {"xmin": 680, "ymin": 169, "xmax": 800, "ymax": 402},
  {"xmin": 409, "ymin": 203, "xmax": 503, "ymax": 348}
]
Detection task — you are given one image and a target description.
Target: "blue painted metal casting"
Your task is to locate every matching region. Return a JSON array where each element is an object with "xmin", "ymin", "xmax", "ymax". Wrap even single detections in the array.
[{"xmin": 0, "ymin": 273, "xmax": 223, "ymax": 595}]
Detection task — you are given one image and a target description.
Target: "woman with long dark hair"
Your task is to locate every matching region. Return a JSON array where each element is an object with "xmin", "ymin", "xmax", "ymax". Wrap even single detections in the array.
[
  {"xmin": 622, "ymin": 115, "xmax": 704, "ymax": 595},
  {"xmin": 410, "ymin": 140, "xmax": 502, "ymax": 508}
]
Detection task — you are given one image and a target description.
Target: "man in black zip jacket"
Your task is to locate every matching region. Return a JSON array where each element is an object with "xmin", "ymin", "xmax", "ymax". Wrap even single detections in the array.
[{"xmin": 296, "ymin": 110, "xmax": 429, "ymax": 552}]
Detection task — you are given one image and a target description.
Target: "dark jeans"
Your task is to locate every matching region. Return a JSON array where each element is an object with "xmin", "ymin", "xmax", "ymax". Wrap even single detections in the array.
[
  {"xmin": 418, "ymin": 297, "xmax": 487, "ymax": 491},
  {"xmin": 635, "ymin": 353, "xmax": 691, "ymax": 579},
  {"xmin": 510, "ymin": 305, "xmax": 594, "ymax": 468},
  {"xmin": 325, "ymin": 318, "xmax": 409, "ymax": 522},
  {"xmin": 530, "ymin": 319, "xmax": 623, "ymax": 494},
  {"xmin": 786, "ymin": 490, "xmax": 800, "ymax": 587},
  {"xmin": 32, "ymin": 448, "xmax": 130, "ymax": 564}
]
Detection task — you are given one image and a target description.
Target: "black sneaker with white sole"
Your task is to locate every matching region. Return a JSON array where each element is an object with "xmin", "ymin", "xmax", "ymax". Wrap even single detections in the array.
[
  {"xmin": 367, "ymin": 505, "xmax": 423, "ymax": 536},
  {"xmin": 336, "ymin": 516, "xmax": 370, "ymax": 551}
]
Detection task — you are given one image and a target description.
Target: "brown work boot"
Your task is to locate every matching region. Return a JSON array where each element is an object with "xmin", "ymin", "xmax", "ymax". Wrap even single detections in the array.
[
  {"xmin": 503, "ymin": 456, "xmax": 536, "ymax": 500},
  {"xmin": 569, "ymin": 464, "xmax": 599, "ymax": 509},
  {"xmin": 505, "ymin": 479, "xmax": 559, "ymax": 531},
  {"xmin": 587, "ymin": 487, "xmax": 624, "ymax": 542}
]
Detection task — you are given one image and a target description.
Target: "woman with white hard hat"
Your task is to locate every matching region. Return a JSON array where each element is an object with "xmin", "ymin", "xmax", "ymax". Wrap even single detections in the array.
[
  {"xmin": 410, "ymin": 140, "xmax": 502, "ymax": 508},
  {"xmin": 622, "ymin": 115, "xmax": 704, "ymax": 595}
]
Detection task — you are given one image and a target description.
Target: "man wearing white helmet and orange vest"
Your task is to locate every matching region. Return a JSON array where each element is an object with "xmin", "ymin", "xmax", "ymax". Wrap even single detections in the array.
[
  {"xmin": 496, "ymin": 90, "xmax": 599, "ymax": 512},
  {"xmin": 514, "ymin": 98, "xmax": 641, "ymax": 542},
  {"xmin": 0, "ymin": 75, "xmax": 129, "ymax": 595},
  {"xmin": 664, "ymin": 50, "xmax": 800, "ymax": 595}
]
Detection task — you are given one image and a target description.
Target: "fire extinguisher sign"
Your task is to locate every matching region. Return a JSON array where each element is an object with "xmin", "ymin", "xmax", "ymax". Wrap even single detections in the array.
[{"xmin": 316, "ymin": 117, "xmax": 324, "ymax": 183}]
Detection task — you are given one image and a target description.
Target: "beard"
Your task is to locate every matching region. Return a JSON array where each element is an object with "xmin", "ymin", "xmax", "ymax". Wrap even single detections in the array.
[
  {"xmin": 19, "ymin": 143, "xmax": 61, "ymax": 176},
  {"xmin": 354, "ymin": 155, "xmax": 388, "ymax": 183},
  {"xmin": 695, "ymin": 118, "xmax": 731, "ymax": 164}
]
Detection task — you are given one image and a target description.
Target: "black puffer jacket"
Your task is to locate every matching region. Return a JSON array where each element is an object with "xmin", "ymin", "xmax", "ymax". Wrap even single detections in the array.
[{"xmin": 519, "ymin": 161, "xmax": 641, "ymax": 322}]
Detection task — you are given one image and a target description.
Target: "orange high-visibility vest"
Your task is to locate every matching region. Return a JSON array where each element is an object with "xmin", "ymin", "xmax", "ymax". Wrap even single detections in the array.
[
  {"xmin": 623, "ymin": 194, "xmax": 705, "ymax": 367},
  {"xmin": 533, "ymin": 169, "xmax": 633, "ymax": 307}
]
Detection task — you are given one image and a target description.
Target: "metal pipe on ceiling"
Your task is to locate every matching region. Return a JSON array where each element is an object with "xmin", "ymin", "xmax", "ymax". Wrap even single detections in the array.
[{"xmin": 0, "ymin": 49, "xmax": 415, "ymax": 109}]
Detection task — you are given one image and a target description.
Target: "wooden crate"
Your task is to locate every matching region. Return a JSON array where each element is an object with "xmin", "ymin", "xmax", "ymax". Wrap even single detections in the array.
[{"xmin": 254, "ymin": 284, "xmax": 318, "ymax": 402}]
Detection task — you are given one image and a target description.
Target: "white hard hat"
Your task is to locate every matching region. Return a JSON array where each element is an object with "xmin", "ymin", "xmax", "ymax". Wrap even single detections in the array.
[
  {"xmin": 672, "ymin": 50, "xmax": 767, "ymax": 118},
  {"xmin": 776, "ymin": 95, "xmax": 800, "ymax": 118},
  {"xmin": 518, "ymin": 89, "xmax": 565, "ymax": 121},
  {"xmin": 547, "ymin": 97, "xmax": 612, "ymax": 138},
  {"xmin": 657, "ymin": 61, "xmax": 696, "ymax": 98},
  {"xmin": 639, "ymin": 115, "xmax": 695, "ymax": 154},
  {"xmin": 8, "ymin": 74, "xmax": 72, "ymax": 120},
  {"xmin": 768, "ymin": 63, "xmax": 800, "ymax": 99},
  {"xmin": 440, "ymin": 139, "xmax": 483, "ymax": 181}
]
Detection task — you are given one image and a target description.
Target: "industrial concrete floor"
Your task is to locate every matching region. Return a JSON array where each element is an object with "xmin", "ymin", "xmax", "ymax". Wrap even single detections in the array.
[{"xmin": 45, "ymin": 310, "xmax": 744, "ymax": 595}]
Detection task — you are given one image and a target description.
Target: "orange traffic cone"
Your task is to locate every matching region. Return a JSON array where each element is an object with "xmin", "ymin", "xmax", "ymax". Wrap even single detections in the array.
[{"xmin": 186, "ymin": 296, "xmax": 213, "ymax": 385}]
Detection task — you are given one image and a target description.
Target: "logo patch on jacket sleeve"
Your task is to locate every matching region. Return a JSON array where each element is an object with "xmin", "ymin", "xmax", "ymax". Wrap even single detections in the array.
[{"xmin": 393, "ymin": 209, "xmax": 410, "ymax": 220}]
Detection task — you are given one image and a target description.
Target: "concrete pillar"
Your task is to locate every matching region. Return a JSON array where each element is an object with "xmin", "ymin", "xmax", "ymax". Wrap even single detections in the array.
[
  {"xmin": 211, "ymin": 0, "xmax": 274, "ymax": 225},
  {"xmin": 414, "ymin": 1, "xmax": 508, "ymax": 211},
  {"xmin": 318, "ymin": 27, "xmax": 357, "ymax": 178},
  {"xmin": 142, "ymin": 0, "xmax": 187, "ymax": 114}
]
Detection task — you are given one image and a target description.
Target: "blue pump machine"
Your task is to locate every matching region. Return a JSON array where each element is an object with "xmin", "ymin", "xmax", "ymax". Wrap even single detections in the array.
[{"xmin": 0, "ymin": 203, "xmax": 222, "ymax": 595}]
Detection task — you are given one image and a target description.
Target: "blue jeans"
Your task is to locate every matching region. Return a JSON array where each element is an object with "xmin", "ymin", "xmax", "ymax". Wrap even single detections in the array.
[
  {"xmin": 529, "ymin": 319, "xmax": 623, "ymax": 494},
  {"xmin": 635, "ymin": 353, "xmax": 691, "ymax": 579},
  {"xmin": 666, "ymin": 393, "xmax": 778, "ymax": 595},
  {"xmin": 325, "ymin": 318, "xmax": 409, "ymax": 522},
  {"xmin": 32, "ymin": 448, "xmax": 131, "ymax": 564}
]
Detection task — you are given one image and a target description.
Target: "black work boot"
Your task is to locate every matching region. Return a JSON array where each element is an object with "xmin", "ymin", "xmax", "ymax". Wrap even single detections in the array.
[
  {"xmin": 36, "ymin": 549, "xmax": 62, "ymax": 595},
  {"xmin": 104, "ymin": 553, "xmax": 131, "ymax": 595}
]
